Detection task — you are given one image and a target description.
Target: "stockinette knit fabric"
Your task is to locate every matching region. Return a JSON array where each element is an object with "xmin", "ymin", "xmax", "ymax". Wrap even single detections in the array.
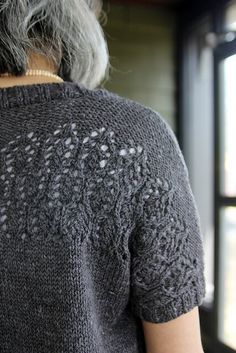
[{"xmin": 0, "ymin": 81, "xmax": 206, "ymax": 353}]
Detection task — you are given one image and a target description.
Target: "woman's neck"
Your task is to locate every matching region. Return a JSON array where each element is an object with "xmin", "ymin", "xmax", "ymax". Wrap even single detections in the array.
[
  {"xmin": 0, "ymin": 51, "xmax": 62, "ymax": 88},
  {"xmin": 0, "ymin": 75, "xmax": 63, "ymax": 88}
]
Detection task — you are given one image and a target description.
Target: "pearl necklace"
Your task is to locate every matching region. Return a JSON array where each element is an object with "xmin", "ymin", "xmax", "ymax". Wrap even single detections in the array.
[{"xmin": 0, "ymin": 69, "xmax": 64, "ymax": 82}]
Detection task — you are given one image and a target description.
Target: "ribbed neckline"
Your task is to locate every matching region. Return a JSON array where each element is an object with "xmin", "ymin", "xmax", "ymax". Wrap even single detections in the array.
[{"xmin": 0, "ymin": 81, "xmax": 89, "ymax": 109}]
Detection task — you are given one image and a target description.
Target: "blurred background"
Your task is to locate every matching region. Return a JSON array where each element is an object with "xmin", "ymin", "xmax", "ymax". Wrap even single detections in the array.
[{"xmin": 100, "ymin": 0, "xmax": 236, "ymax": 352}]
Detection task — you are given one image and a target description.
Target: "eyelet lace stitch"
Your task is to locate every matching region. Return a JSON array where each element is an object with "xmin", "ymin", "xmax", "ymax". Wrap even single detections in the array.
[{"xmin": 0, "ymin": 121, "xmax": 147, "ymax": 249}]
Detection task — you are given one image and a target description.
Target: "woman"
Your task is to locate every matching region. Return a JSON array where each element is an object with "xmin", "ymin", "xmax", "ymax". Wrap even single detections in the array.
[{"xmin": 0, "ymin": 1, "xmax": 206, "ymax": 353}]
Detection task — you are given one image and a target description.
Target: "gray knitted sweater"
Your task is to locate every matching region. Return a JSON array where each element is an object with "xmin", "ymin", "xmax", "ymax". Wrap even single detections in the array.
[{"xmin": 0, "ymin": 81, "xmax": 206, "ymax": 353}]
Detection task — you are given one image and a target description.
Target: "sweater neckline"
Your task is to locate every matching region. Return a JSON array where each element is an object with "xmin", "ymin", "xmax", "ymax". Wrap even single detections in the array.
[{"xmin": 0, "ymin": 81, "xmax": 88, "ymax": 109}]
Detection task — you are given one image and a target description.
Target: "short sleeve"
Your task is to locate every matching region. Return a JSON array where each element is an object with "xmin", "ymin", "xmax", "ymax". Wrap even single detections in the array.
[{"xmin": 129, "ymin": 111, "xmax": 206, "ymax": 323}]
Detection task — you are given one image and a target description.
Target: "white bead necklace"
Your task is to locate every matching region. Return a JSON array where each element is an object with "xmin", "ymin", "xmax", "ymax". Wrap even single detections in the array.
[{"xmin": 0, "ymin": 69, "xmax": 64, "ymax": 83}]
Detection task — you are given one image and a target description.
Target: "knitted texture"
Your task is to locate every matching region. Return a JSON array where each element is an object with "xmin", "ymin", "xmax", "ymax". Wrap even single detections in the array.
[{"xmin": 0, "ymin": 81, "xmax": 206, "ymax": 353}]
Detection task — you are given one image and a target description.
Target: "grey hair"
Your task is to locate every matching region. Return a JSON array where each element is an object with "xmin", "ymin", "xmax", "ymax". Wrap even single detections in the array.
[{"xmin": 0, "ymin": 0, "xmax": 110, "ymax": 89}]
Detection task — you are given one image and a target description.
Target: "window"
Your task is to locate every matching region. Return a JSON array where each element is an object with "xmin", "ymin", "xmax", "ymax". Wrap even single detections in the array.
[
  {"xmin": 225, "ymin": 1, "xmax": 236, "ymax": 31},
  {"xmin": 180, "ymin": 1, "xmax": 236, "ymax": 352},
  {"xmin": 216, "ymin": 34, "xmax": 236, "ymax": 352},
  {"xmin": 218, "ymin": 207, "xmax": 236, "ymax": 350},
  {"xmin": 219, "ymin": 55, "xmax": 236, "ymax": 196}
]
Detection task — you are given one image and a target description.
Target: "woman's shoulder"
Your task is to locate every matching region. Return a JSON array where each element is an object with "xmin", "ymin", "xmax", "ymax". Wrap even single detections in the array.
[
  {"xmin": 88, "ymin": 85, "xmax": 160, "ymax": 120},
  {"xmin": 72, "ymin": 83, "xmax": 175, "ymax": 147}
]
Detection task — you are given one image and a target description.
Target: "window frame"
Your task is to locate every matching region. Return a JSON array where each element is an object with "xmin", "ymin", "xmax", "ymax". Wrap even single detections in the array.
[
  {"xmin": 178, "ymin": 1, "xmax": 236, "ymax": 352},
  {"xmin": 213, "ymin": 22, "xmax": 236, "ymax": 353}
]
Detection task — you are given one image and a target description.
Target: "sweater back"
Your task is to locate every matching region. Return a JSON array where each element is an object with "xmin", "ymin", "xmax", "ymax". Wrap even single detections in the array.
[{"xmin": 0, "ymin": 81, "xmax": 206, "ymax": 353}]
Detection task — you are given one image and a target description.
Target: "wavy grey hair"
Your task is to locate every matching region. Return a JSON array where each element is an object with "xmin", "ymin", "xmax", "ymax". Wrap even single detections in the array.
[{"xmin": 0, "ymin": 0, "xmax": 110, "ymax": 89}]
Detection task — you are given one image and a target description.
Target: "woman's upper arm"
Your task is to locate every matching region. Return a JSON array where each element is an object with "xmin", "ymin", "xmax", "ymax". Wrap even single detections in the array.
[
  {"xmin": 142, "ymin": 306, "xmax": 204, "ymax": 353},
  {"xmin": 128, "ymin": 111, "xmax": 206, "ymax": 346}
]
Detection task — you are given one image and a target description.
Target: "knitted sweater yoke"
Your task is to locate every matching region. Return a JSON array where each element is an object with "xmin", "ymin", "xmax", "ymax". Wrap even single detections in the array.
[{"xmin": 0, "ymin": 81, "xmax": 206, "ymax": 353}]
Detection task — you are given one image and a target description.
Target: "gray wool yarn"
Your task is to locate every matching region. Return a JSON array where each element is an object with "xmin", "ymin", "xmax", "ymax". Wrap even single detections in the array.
[{"xmin": 0, "ymin": 81, "xmax": 206, "ymax": 353}]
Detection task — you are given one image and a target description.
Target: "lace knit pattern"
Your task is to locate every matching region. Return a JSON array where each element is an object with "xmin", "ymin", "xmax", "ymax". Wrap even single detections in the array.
[{"xmin": 0, "ymin": 82, "xmax": 206, "ymax": 353}]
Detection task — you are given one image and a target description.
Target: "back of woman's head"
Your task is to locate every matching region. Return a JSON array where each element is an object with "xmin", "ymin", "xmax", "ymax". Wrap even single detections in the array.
[{"xmin": 0, "ymin": 0, "xmax": 110, "ymax": 89}]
